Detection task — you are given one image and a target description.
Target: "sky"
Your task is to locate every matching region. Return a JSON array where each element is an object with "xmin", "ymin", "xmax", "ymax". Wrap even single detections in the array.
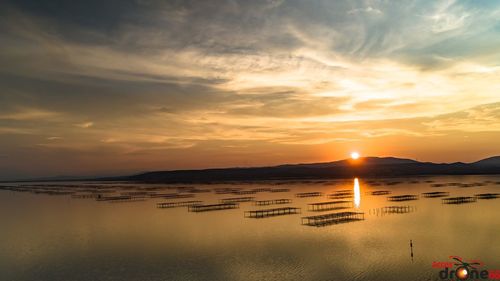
[{"xmin": 1, "ymin": 0, "xmax": 500, "ymax": 180}]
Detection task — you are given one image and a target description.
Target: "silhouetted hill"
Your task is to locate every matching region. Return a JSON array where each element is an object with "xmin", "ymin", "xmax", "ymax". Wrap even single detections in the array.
[
  {"xmin": 124, "ymin": 156, "xmax": 500, "ymax": 183},
  {"xmin": 277, "ymin": 157, "xmax": 419, "ymax": 168},
  {"xmin": 473, "ymin": 156, "xmax": 500, "ymax": 166}
]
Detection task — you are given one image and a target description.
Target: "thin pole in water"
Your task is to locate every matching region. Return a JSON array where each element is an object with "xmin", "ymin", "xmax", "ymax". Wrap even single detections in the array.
[{"xmin": 410, "ymin": 239, "xmax": 414, "ymax": 262}]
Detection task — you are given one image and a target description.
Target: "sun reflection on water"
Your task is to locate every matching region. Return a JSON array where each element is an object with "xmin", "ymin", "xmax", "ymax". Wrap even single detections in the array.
[{"xmin": 354, "ymin": 178, "xmax": 361, "ymax": 208}]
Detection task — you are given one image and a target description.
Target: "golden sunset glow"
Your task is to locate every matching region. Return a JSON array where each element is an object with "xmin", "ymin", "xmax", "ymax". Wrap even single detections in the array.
[{"xmin": 0, "ymin": 1, "xmax": 499, "ymax": 180}]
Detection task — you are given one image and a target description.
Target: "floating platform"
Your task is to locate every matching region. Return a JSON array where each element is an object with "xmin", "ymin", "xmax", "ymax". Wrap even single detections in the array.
[
  {"xmin": 188, "ymin": 203, "xmax": 239, "ymax": 212},
  {"xmin": 122, "ymin": 191, "xmax": 151, "ymax": 197},
  {"xmin": 184, "ymin": 188, "xmax": 211, "ymax": 193},
  {"xmin": 328, "ymin": 190, "xmax": 354, "ymax": 199},
  {"xmin": 71, "ymin": 193, "xmax": 100, "ymax": 199},
  {"xmin": 387, "ymin": 195, "xmax": 419, "ymax": 201},
  {"xmin": 39, "ymin": 191, "xmax": 75, "ymax": 196},
  {"xmin": 380, "ymin": 206, "xmax": 415, "ymax": 214},
  {"xmin": 220, "ymin": 197, "xmax": 255, "ymax": 203},
  {"xmin": 431, "ymin": 183, "xmax": 446, "ymax": 187},
  {"xmin": 157, "ymin": 200, "xmax": 203, "ymax": 208},
  {"xmin": 252, "ymin": 188, "xmax": 272, "ymax": 193},
  {"xmin": 232, "ymin": 190, "xmax": 257, "ymax": 195},
  {"xmin": 214, "ymin": 188, "xmax": 240, "ymax": 194},
  {"xmin": 302, "ymin": 211, "xmax": 365, "ymax": 227},
  {"xmin": 0, "ymin": 186, "xmax": 25, "ymax": 192},
  {"xmin": 422, "ymin": 191, "xmax": 450, "ymax": 198},
  {"xmin": 254, "ymin": 199, "xmax": 292, "ymax": 206},
  {"xmin": 369, "ymin": 206, "xmax": 415, "ymax": 216},
  {"xmin": 371, "ymin": 190, "xmax": 391, "ymax": 196},
  {"xmin": 244, "ymin": 207, "xmax": 301, "ymax": 218},
  {"xmin": 385, "ymin": 181, "xmax": 402, "ymax": 186},
  {"xmin": 295, "ymin": 192, "xmax": 323, "ymax": 198},
  {"xmin": 333, "ymin": 189, "xmax": 353, "ymax": 195},
  {"xmin": 82, "ymin": 189, "xmax": 115, "ymax": 194},
  {"xmin": 308, "ymin": 200, "xmax": 352, "ymax": 212},
  {"xmin": 475, "ymin": 193, "xmax": 499, "ymax": 200},
  {"xmin": 270, "ymin": 188, "xmax": 290, "ymax": 193},
  {"xmin": 149, "ymin": 193, "xmax": 194, "ymax": 199},
  {"xmin": 453, "ymin": 182, "xmax": 486, "ymax": 188},
  {"xmin": 96, "ymin": 195, "xmax": 133, "ymax": 202},
  {"xmin": 442, "ymin": 196, "xmax": 477, "ymax": 204}
]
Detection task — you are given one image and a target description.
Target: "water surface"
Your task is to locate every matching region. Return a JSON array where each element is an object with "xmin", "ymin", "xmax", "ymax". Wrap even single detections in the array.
[{"xmin": 1, "ymin": 176, "xmax": 499, "ymax": 281}]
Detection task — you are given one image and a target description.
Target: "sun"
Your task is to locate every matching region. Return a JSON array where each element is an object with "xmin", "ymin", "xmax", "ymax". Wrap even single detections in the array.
[{"xmin": 351, "ymin": 152, "xmax": 360, "ymax": 160}]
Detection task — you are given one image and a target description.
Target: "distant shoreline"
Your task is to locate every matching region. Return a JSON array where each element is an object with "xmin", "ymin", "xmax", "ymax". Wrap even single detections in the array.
[{"xmin": 3, "ymin": 156, "xmax": 499, "ymax": 184}]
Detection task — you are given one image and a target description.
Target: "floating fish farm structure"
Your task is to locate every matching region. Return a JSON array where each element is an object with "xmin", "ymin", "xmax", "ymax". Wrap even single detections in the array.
[
  {"xmin": 254, "ymin": 199, "xmax": 292, "ymax": 206},
  {"xmin": 270, "ymin": 188, "xmax": 290, "ymax": 193},
  {"xmin": 251, "ymin": 188, "xmax": 272, "ymax": 193},
  {"xmin": 308, "ymin": 200, "xmax": 352, "ymax": 212},
  {"xmin": 327, "ymin": 191, "xmax": 354, "ymax": 199},
  {"xmin": 381, "ymin": 206, "xmax": 415, "ymax": 214},
  {"xmin": 149, "ymin": 193, "xmax": 194, "ymax": 199},
  {"xmin": 371, "ymin": 190, "xmax": 391, "ymax": 196},
  {"xmin": 387, "ymin": 195, "xmax": 419, "ymax": 201},
  {"xmin": 422, "ymin": 191, "xmax": 450, "ymax": 198},
  {"xmin": 474, "ymin": 193, "xmax": 499, "ymax": 200},
  {"xmin": 220, "ymin": 197, "xmax": 255, "ymax": 203},
  {"xmin": 157, "ymin": 201, "xmax": 203, "ymax": 208},
  {"xmin": 442, "ymin": 196, "xmax": 477, "ymax": 204},
  {"xmin": 244, "ymin": 207, "xmax": 301, "ymax": 218},
  {"xmin": 301, "ymin": 211, "xmax": 365, "ymax": 227},
  {"xmin": 96, "ymin": 195, "xmax": 134, "ymax": 202},
  {"xmin": 295, "ymin": 192, "xmax": 323, "ymax": 198},
  {"xmin": 232, "ymin": 190, "xmax": 257, "ymax": 195},
  {"xmin": 188, "ymin": 203, "xmax": 239, "ymax": 212}
]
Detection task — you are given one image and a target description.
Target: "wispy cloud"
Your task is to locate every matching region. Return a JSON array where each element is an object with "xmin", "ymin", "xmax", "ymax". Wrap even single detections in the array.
[
  {"xmin": 0, "ymin": 107, "xmax": 61, "ymax": 121},
  {"xmin": 74, "ymin": 122, "xmax": 94, "ymax": 129}
]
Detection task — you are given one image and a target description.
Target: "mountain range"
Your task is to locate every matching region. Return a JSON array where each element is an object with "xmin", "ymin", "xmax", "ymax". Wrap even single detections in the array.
[{"xmin": 121, "ymin": 156, "xmax": 500, "ymax": 183}]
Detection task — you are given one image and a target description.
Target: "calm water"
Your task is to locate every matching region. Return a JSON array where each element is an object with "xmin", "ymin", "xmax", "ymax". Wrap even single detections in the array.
[{"xmin": 1, "ymin": 176, "xmax": 499, "ymax": 281}]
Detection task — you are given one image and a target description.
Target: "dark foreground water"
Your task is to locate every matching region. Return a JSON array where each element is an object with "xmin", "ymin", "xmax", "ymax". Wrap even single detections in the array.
[{"xmin": 1, "ymin": 176, "xmax": 499, "ymax": 281}]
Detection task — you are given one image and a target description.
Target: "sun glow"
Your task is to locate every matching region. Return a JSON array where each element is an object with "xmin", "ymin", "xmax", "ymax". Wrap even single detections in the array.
[{"xmin": 351, "ymin": 152, "xmax": 360, "ymax": 159}]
